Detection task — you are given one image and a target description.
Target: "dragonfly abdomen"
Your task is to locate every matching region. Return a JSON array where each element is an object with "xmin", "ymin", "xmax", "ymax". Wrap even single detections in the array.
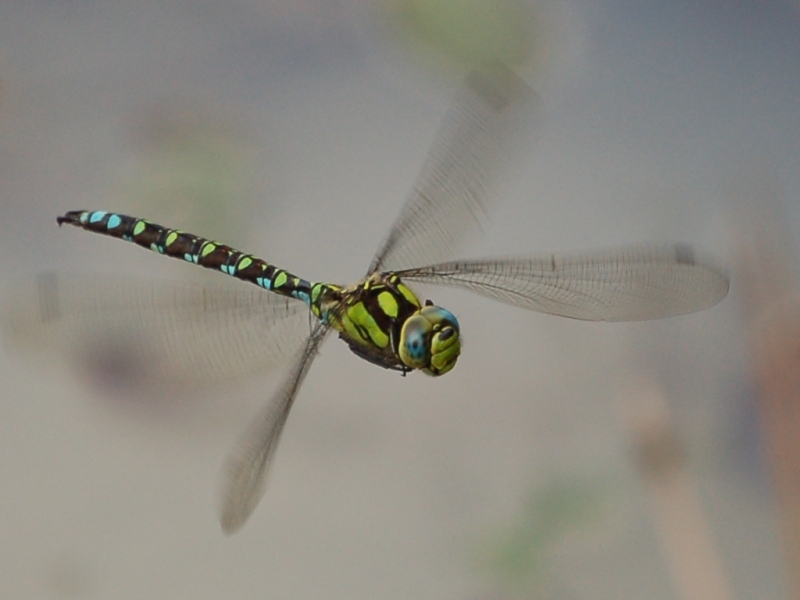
[{"xmin": 56, "ymin": 210, "xmax": 324, "ymax": 307}]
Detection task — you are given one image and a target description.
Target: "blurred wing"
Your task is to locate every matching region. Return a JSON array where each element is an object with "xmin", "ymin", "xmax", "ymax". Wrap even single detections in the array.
[
  {"xmin": 219, "ymin": 322, "xmax": 329, "ymax": 534},
  {"xmin": 368, "ymin": 62, "xmax": 536, "ymax": 275},
  {"xmin": 397, "ymin": 244, "xmax": 729, "ymax": 321},
  {"xmin": 0, "ymin": 273, "xmax": 313, "ymax": 384}
]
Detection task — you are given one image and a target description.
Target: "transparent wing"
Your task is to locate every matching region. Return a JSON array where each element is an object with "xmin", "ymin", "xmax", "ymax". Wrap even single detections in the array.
[
  {"xmin": 219, "ymin": 322, "xmax": 329, "ymax": 534},
  {"xmin": 397, "ymin": 244, "xmax": 729, "ymax": 321},
  {"xmin": 0, "ymin": 273, "xmax": 313, "ymax": 384},
  {"xmin": 368, "ymin": 62, "xmax": 537, "ymax": 275}
]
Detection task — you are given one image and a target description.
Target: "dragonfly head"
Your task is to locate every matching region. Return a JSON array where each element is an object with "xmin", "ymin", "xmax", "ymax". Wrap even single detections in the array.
[{"xmin": 398, "ymin": 303, "xmax": 461, "ymax": 376}]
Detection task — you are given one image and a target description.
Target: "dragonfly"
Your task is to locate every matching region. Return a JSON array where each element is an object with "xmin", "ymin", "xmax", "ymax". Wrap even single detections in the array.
[{"xmin": 1, "ymin": 63, "xmax": 729, "ymax": 534}]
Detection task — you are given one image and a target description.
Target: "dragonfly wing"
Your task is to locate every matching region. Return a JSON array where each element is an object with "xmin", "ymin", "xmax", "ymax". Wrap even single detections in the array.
[
  {"xmin": 0, "ymin": 273, "xmax": 313, "ymax": 385},
  {"xmin": 397, "ymin": 244, "xmax": 729, "ymax": 321},
  {"xmin": 219, "ymin": 322, "xmax": 329, "ymax": 534},
  {"xmin": 368, "ymin": 62, "xmax": 537, "ymax": 275}
]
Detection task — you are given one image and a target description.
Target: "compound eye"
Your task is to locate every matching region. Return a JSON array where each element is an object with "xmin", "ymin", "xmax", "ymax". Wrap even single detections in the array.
[
  {"xmin": 398, "ymin": 314, "xmax": 432, "ymax": 370},
  {"xmin": 399, "ymin": 305, "xmax": 461, "ymax": 376}
]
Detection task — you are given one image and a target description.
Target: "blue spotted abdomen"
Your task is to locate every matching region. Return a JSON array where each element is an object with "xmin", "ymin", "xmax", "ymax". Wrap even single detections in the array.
[{"xmin": 56, "ymin": 210, "xmax": 324, "ymax": 307}]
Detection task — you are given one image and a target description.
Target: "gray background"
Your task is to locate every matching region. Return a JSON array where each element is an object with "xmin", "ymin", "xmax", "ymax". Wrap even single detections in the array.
[{"xmin": 1, "ymin": 1, "xmax": 798, "ymax": 598}]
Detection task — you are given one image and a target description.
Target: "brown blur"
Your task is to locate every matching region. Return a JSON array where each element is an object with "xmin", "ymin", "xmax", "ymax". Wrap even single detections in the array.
[{"xmin": 732, "ymin": 173, "xmax": 800, "ymax": 600}]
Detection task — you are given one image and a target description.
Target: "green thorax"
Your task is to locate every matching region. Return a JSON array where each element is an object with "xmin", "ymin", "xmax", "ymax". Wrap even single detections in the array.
[{"xmin": 314, "ymin": 272, "xmax": 422, "ymax": 373}]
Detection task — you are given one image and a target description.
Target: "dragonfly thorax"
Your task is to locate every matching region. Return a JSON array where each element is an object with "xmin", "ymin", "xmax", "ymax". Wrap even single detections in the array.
[{"xmin": 317, "ymin": 272, "xmax": 461, "ymax": 376}]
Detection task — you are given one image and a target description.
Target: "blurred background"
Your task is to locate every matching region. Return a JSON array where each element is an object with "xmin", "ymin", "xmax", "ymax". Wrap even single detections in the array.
[{"xmin": 1, "ymin": 1, "xmax": 799, "ymax": 598}]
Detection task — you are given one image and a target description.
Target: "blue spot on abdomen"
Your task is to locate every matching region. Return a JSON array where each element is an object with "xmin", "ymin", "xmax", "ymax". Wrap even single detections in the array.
[{"xmin": 293, "ymin": 290, "xmax": 311, "ymax": 306}]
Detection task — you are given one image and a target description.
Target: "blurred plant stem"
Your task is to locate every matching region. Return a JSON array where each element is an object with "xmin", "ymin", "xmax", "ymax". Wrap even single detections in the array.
[
  {"xmin": 733, "ymin": 177, "xmax": 800, "ymax": 600},
  {"xmin": 620, "ymin": 379, "xmax": 735, "ymax": 600}
]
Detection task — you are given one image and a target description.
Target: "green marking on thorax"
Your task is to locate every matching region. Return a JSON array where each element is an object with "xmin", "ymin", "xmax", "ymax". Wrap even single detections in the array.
[
  {"xmin": 397, "ymin": 283, "xmax": 420, "ymax": 308},
  {"xmin": 378, "ymin": 291, "xmax": 399, "ymax": 318},
  {"xmin": 346, "ymin": 302, "xmax": 389, "ymax": 348}
]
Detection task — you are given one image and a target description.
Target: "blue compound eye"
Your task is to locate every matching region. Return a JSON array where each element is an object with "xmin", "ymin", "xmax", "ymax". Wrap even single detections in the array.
[
  {"xmin": 398, "ymin": 305, "xmax": 461, "ymax": 376},
  {"xmin": 398, "ymin": 314, "xmax": 432, "ymax": 369}
]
